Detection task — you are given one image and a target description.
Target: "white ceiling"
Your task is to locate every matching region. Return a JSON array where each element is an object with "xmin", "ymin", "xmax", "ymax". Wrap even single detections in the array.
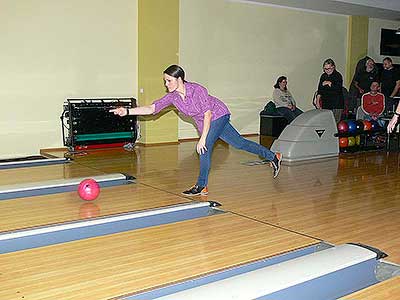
[
  {"xmin": 230, "ymin": 0, "xmax": 400, "ymax": 21},
  {"xmin": 338, "ymin": 0, "xmax": 400, "ymax": 12}
]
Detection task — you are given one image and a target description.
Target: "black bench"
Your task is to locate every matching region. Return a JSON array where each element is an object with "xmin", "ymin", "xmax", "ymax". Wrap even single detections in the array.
[{"xmin": 259, "ymin": 114, "xmax": 288, "ymax": 138}]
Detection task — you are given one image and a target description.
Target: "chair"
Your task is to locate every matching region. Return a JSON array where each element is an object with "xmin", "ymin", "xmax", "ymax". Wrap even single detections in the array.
[{"xmin": 356, "ymin": 106, "xmax": 366, "ymax": 120}]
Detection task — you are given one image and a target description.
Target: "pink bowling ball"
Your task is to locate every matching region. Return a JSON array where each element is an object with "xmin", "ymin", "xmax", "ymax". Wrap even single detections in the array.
[{"xmin": 77, "ymin": 179, "xmax": 100, "ymax": 201}]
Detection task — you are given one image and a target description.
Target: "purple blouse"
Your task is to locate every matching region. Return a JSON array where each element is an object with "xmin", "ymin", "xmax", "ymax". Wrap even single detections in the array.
[{"xmin": 152, "ymin": 82, "xmax": 230, "ymax": 133}]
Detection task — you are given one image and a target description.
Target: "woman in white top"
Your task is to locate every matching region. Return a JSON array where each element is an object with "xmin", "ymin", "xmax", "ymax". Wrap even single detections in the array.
[{"xmin": 272, "ymin": 76, "xmax": 303, "ymax": 123}]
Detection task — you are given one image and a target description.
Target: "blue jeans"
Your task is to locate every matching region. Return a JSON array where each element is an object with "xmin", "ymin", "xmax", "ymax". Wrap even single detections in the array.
[
  {"xmin": 364, "ymin": 115, "xmax": 386, "ymax": 127},
  {"xmin": 197, "ymin": 115, "xmax": 276, "ymax": 186},
  {"xmin": 277, "ymin": 107, "xmax": 303, "ymax": 123}
]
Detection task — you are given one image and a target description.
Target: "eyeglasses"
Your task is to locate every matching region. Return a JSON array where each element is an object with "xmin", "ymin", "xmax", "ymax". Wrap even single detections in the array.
[{"xmin": 324, "ymin": 67, "xmax": 334, "ymax": 71}]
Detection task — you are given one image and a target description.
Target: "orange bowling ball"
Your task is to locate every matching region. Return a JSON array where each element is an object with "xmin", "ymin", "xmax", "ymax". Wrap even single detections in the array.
[{"xmin": 363, "ymin": 120, "xmax": 372, "ymax": 131}]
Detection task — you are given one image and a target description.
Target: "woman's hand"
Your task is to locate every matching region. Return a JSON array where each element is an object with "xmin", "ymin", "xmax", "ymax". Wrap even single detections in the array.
[
  {"xmin": 197, "ymin": 137, "xmax": 207, "ymax": 155},
  {"xmin": 322, "ymin": 81, "xmax": 332, "ymax": 87},
  {"xmin": 314, "ymin": 95, "xmax": 322, "ymax": 109},
  {"xmin": 387, "ymin": 115, "xmax": 398, "ymax": 133},
  {"xmin": 110, "ymin": 107, "xmax": 128, "ymax": 117},
  {"xmin": 197, "ymin": 110, "xmax": 211, "ymax": 155}
]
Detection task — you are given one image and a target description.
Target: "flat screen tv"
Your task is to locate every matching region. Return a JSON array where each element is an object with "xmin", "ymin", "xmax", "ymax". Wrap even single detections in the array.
[{"xmin": 380, "ymin": 28, "xmax": 400, "ymax": 57}]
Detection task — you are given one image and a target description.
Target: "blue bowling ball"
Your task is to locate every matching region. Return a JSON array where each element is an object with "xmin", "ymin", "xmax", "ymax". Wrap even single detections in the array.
[
  {"xmin": 347, "ymin": 120, "xmax": 357, "ymax": 133},
  {"xmin": 370, "ymin": 120, "xmax": 381, "ymax": 130}
]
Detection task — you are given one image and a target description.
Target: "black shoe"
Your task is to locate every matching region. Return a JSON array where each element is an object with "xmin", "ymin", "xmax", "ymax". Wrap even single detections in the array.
[
  {"xmin": 271, "ymin": 153, "xmax": 282, "ymax": 178},
  {"xmin": 182, "ymin": 185, "xmax": 208, "ymax": 196}
]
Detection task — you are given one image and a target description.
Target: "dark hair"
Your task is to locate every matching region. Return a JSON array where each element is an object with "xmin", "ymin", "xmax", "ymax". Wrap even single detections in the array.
[
  {"xmin": 163, "ymin": 65, "xmax": 186, "ymax": 82},
  {"xmin": 274, "ymin": 76, "xmax": 287, "ymax": 90},
  {"xmin": 323, "ymin": 58, "xmax": 336, "ymax": 68},
  {"xmin": 383, "ymin": 57, "xmax": 392, "ymax": 63}
]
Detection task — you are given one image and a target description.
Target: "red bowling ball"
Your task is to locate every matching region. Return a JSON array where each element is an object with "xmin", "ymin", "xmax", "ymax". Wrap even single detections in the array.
[
  {"xmin": 339, "ymin": 137, "xmax": 348, "ymax": 148},
  {"xmin": 337, "ymin": 121, "xmax": 348, "ymax": 133},
  {"xmin": 78, "ymin": 179, "xmax": 100, "ymax": 201}
]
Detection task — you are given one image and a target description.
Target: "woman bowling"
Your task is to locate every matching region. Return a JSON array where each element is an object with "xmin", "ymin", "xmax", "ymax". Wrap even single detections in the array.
[{"xmin": 111, "ymin": 65, "xmax": 282, "ymax": 196}]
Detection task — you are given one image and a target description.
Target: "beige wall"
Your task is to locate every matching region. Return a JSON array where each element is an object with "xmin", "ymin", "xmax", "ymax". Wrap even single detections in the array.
[
  {"xmin": 179, "ymin": 0, "xmax": 348, "ymax": 138},
  {"xmin": 0, "ymin": 0, "xmax": 137, "ymax": 158},
  {"xmin": 4, "ymin": 1, "xmax": 393, "ymax": 154},
  {"xmin": 368, "ymin": 18, "xmax": 400, "ymax": 64},
  {"xmin": 345, "ymin": 16, "xmax": 369, "ymax": 87},
  {"xmin": 138, "ymin": 0, "xmax": 179, "ymax": 144}
]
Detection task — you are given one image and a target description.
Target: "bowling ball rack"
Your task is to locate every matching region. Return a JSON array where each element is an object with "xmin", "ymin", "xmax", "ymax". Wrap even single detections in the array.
[
  {"xmin": 335, "ymin": 128, "xmax": 387, "ymax": 153},
  {"xmin": 61, "ymin": 98, "xmax": 138, "ymax": 151}
]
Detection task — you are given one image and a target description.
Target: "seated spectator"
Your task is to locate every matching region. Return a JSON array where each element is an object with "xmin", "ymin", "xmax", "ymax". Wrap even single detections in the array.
[
  {"xmin": 314, "ymin": 58, "xmax": 344, "ymax": 123},
  {"xmin": 272, "ymin": 76, "xmax": 303, "ymax": 123},
  {"xmin": 360, "ymin": 81, "xmax": 385, "ymax": 127},
  {"xmin": 353, "ymin": 58, "xmax": 379, "ymax": 99}
]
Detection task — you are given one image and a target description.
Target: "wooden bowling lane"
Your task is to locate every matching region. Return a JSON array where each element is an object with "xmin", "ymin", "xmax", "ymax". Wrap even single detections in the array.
[
  {"xmin": 206, "ymin": 153, "xmax": 400, "ymax": 264},
  {"xmin": 35, "ymin": 146, "xmax": 398, "ymax": 299},
  {"xmin": 340, "ymin": 276, "xmax": 400, "ymax": 299},
  {"xmin": 0, "ymin": 162, "xmax": 105, "ymax": 185},
  {"xmin": 0, "ymin": 183, "xmax": 191, "ymax": 232},
  {"xmin": 43, "ymin": 145, "xmax": 182, "ymax": 177},
  {"xmin": 0, "ymin": 213, "xmax": 318, "ymax": 300},
  {"xmin": 41, "ymin": 145, "xmax": 400, "ymax": 264}
]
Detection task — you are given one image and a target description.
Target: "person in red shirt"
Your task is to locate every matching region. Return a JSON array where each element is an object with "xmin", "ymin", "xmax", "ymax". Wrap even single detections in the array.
[{"xmin": 361, "ymin": 81, "xmax": 385, "ymax": 127}]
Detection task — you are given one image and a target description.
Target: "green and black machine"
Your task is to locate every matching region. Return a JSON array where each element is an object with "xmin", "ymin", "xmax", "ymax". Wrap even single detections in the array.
[{"xmin": 61, "ymin": 98, "xmax": 138, "ymax": 151}]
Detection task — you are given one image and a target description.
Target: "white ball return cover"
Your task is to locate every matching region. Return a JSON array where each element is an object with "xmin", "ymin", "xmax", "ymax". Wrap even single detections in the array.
[{"xmin": 271, "ymin": 109, "xmax": 338, "ymax": 162}]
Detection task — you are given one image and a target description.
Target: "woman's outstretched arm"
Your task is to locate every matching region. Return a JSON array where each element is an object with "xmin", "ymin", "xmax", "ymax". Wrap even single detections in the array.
[{"xmin": 110, "ymin": 104, "xmax": 155, "ymax": 116}]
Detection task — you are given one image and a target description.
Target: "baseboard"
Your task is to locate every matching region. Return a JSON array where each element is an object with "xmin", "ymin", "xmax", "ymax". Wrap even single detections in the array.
[
  {"xmin": 178, "ymin": 133, "xmax": 259, "ymax": 143},
  {"xmin": 41, "ymin": 134, "xmax": 259, "ymax": 151},
  {"xmin": 136, "ymin": 141, "xmax": 180, "ymax": 147}
]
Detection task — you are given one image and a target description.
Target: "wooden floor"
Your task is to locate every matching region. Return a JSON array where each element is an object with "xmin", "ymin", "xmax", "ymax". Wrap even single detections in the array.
[
  {"xmin": 50, "ymin": 140, "xmax": 400, "ymax": 263},
  {"xmin": 341, "ymin": 276, "xmax": 400, "ymax": 299},
  {"xmin": 0, "ymin": 163, "xmax": 105, "ymax": 185},
  {"xmin": 0, "ymin": 183, "xmax": 190, "ymax": 232},
  {"xmin": 0, "ymin": 213, "xmax": 316, "ymax": 300},
  {"xmin": 1, "ymin": 138, "xmax": 399, "ymax": 299}
]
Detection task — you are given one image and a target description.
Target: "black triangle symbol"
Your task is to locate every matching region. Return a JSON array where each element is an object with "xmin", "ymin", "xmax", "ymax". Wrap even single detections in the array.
[{"xmin": 315, "ymin": 129, "xmax": 325, "ymax": 138}]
